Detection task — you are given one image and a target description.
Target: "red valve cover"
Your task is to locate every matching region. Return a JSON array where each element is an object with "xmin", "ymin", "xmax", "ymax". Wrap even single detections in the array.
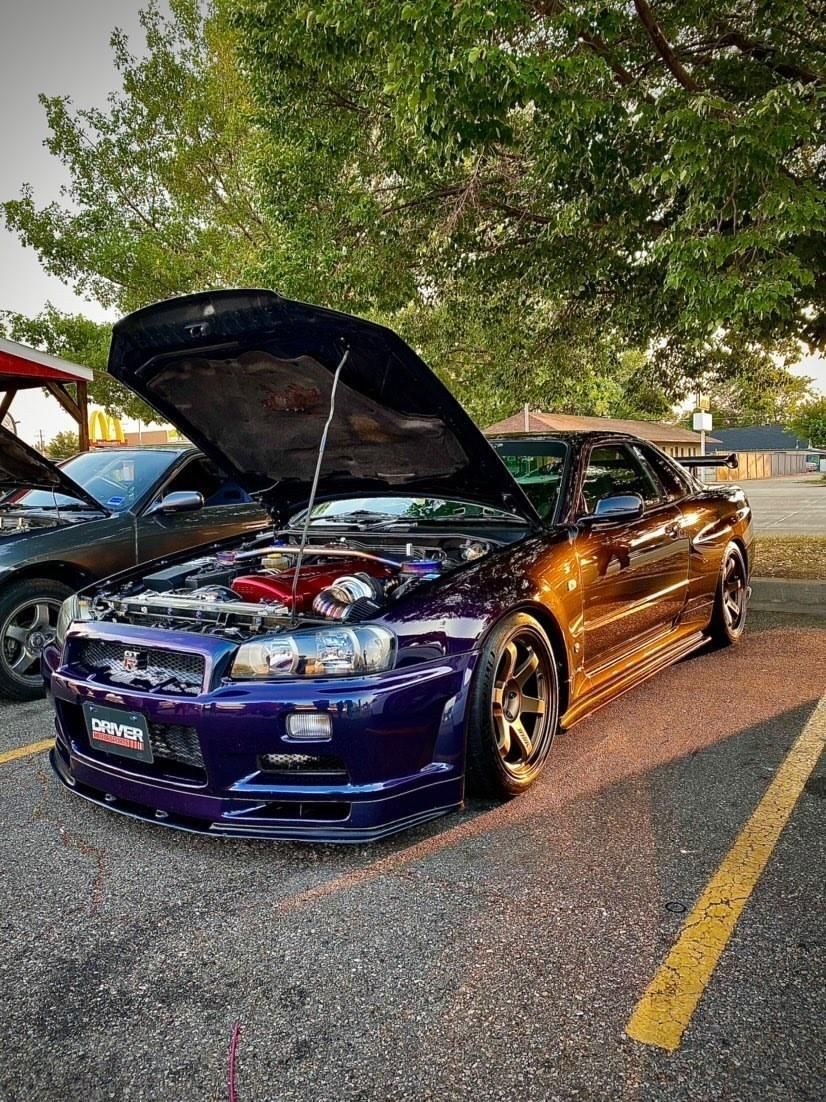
[{"xmin": 231, "ymin": 559, "xmax": 395, "ymax": 611}]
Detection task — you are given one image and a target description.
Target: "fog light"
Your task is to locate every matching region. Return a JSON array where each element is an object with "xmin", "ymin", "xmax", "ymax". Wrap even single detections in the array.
[{"xmin": 286, "ymin": 712, "xmax": 332, "ymax": 740}]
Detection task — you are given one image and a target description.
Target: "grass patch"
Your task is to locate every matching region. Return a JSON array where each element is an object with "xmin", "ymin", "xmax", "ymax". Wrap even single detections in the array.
[{"xmin": 754, "ymin": 536, "xmax": 826, "ymax": 580}]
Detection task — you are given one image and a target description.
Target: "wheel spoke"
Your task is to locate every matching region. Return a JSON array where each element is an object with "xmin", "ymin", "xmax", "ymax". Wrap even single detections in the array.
[
  {"xmin": 498, "ymin": 641, "xmax": 518, "ymax": 684},
  {"xmin": 520, "ymin": 694, "xmax": 546, "ymax": 715},
  {"xmin": 4, "ymin": 624, "xmax": 28, "ymax": 645},
  {"xmin": 494, "ymin": 713, "xmax": 511, "ymax": 756},
  {"xmin": 510, "ymin": 719, "xmax": 533, "ymax": 760},
  {"xmin": 31, "ymin": 603, "xmax": 53, "ymax": 631},
  {"xmin": 514, "ymin": 649, "xmax": 539, "ymax": 688},
  {"xmin": 9, "ymin": 649, "xmax": 36, "ymax": 675}
]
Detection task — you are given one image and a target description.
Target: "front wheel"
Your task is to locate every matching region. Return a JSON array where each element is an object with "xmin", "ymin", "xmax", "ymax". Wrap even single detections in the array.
[
  {"xmin": 710, "ymin": 542, "xmax": 749, "ymax": 647},
  {"xmin": 0, "ymin": 578, "xmax": 72, "ymax": 700},
  {"xmin": 466, "ymin": 612, "xmax": 559, "ymax": 799}
]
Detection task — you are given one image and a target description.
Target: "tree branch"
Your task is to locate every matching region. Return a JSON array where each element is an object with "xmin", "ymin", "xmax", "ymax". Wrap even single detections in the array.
[
  {"xmin": 633, "ymin": 0, "xmax": 703, "ymax": 92},
  {"xmin": 716, "ymin": 29, "xmax": 823, "ymax": 86}
]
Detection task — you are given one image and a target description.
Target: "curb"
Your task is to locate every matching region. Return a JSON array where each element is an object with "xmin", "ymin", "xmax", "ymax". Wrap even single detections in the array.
[{"xmin": 750, "ymin": 577, "xmax": 826, "ymax": 617}]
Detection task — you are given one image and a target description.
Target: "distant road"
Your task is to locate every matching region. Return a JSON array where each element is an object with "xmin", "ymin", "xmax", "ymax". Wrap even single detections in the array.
[{"xmin": 735, "ymin": 473, "xmax": 826, "ymax": 534}]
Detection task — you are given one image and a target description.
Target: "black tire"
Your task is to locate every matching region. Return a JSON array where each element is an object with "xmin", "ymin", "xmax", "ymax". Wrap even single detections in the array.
[
  {"xmin": 466, "ymin": 612, "xmax": 559, "ymax": 799},
  {"xmin": 710, "ymin": 542, "xmax": 748, "ymax": 647},
  {"xmin": 0, "ymin": 578, "xmax": 72, "ymax": 700}
]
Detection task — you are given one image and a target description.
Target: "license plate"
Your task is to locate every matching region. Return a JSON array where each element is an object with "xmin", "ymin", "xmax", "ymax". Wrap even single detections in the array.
[{"xmin": 84, "ymin": 703, "xmax": 153, "ymax": 763}]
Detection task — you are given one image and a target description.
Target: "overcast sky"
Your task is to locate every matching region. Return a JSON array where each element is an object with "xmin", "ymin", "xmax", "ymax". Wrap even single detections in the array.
[
  {"xmin": 0, "ymin": 1, "xmax": 823, "ymax": 447},
  {"xmin": 0, "ymin": 1, "xmax": 151, "ymax": 444}
]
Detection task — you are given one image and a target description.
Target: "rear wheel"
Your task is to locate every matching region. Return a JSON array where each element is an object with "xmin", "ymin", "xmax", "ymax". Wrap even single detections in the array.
[
  {"xmin": 0, "ymin": 578, "xmax": 72, "ymax": 700},
  {"xmin": 466, "ymin": 612, "xmax": 559, "ymax": 798},
  {"xmin": 710, "ymin": 542, "xmax": 748, "ymax": 647}
]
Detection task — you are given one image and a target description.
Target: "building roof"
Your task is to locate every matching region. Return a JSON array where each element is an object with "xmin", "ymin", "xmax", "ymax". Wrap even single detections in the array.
[
  {"xmin": 711, "ymin": 424, "xmax": 814, "ymax": 452},
  {"xmin": 485, "ymin": 410, "xmax": 720, "ymax": 446},
  {"xmin": 0, "ymin": 337, "xmax": 94, "ymax": 387}
]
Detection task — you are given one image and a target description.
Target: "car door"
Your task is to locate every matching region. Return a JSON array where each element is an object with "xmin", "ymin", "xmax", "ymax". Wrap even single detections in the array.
[
  {"xmin": 135, "ymin": 455, "xmax": 266, "ymax": 563},
  {"xmin": 574, "ymin": 441, "xmax": 689, "ymax": 672}
]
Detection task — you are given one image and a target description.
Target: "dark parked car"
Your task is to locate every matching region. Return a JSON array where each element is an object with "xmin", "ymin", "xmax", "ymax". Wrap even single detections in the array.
[
  {"xmin": 0, "ymin": 430, "xmax": 265, "ymax": 698},
  {"xmin": 44, "ymin": 289, "xmax": 753, "ymax": 841}
]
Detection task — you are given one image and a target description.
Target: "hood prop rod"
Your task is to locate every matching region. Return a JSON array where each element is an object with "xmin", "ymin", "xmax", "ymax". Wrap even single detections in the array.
[{"xmin": 289, "ymin": 346, "xmax": 350, "ymax": 624}]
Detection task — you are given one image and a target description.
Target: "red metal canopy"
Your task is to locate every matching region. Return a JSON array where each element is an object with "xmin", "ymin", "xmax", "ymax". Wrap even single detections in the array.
[{"xmin": 0, "ymin": 337, "xmax": 94, "ymax": 450}]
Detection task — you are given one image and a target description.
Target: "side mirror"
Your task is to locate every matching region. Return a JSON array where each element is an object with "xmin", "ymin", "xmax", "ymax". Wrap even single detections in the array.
[
  {"xmin": 146, "ymin": 490, "xmax": 204, "ymax": 516},
  {"xmin": 581, "ymin": 492, "xmax": 644, "ymax": 526}
]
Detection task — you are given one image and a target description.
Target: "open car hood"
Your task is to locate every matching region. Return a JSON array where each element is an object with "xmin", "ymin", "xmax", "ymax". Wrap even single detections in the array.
[
  {"xmin": 0, "ymin": 426, "xmax": 109, "ymax": 513},
  {"xmin": 108, "ymin": 289, "xmax": 541, "ymax": 524}
]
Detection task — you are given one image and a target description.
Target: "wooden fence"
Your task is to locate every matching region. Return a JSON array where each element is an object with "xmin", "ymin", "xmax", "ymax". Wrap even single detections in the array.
[{"xmin": 712, "ymin": 450, "xmax": 809, "ymax": 481}]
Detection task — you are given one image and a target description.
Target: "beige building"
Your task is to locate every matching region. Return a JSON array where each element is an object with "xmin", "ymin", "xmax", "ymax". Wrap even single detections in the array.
[{"xmin": 485, "ymin": 410, "xmax": 719, "ymax": 459}]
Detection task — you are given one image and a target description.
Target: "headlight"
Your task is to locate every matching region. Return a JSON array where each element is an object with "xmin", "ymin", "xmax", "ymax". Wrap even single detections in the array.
[
  {"xmin": 230, "ymin": 625, "xmax": 396, "ymax": 680},
  {"xmin": 56, "ymin": 594, "xmax": 91, "ymax": 647}
]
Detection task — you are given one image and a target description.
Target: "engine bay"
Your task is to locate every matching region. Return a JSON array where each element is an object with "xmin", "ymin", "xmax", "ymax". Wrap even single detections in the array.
[{"xmin": 87, "ymin": 532, "xmax": 503, "ymax": 639}]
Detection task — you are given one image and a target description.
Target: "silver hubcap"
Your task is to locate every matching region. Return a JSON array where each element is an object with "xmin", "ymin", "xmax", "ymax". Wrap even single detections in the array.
[
  {"xmin": 1, "ymin": 599, "xmax": 60, "ymax": 683},
  {"xmin": 491, "ymin": 629, "xmax": 555, "ymax": 776}
]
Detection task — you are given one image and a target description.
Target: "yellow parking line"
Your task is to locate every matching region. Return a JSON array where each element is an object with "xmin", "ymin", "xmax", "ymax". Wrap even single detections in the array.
[
  {"xmin": 626, "ymin": 694, "xmax": 826, "ymax": 1052},
  {"xmin": 0, "ymin": 739, "xmax": 54, "ymax": 766}
]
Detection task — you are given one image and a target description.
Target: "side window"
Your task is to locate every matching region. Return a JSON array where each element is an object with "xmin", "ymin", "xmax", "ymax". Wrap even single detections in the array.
[
  {"xmin": 633, "ymin": 442, "xmax": 693, "ymax": 501},
  {"xmin": 158, "ymin": 457, "xmax": 247, "ymax": 507},
  {"xmin": 581, "ymin": 444, "xmax": 664, "ymax": 514}
]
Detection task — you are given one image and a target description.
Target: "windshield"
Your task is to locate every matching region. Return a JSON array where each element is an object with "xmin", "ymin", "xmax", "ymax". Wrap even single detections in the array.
[
  {"xmin": 8, "ymin": 450, "xmax": 176, "ymax": 512},
  {"xmin": 492, "ymin": 439, "xmax": 568, "ymax": 521},
  {"xmin": 301, "ymin": 496, "xmax": 522, "ymax": 526}
]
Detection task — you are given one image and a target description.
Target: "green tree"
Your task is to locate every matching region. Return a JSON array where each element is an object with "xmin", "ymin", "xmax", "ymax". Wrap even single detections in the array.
[
  {"xmin": 706, "ymin": 365, "xmax": 812, "ymax": 428},
  {"xmin": 790, "ymin": 396, "xmax": 826, "ymax": 447},
  {"xmin": 45, "ymin": 430, "xmax": 80, "ymax": 459},
  {"xmin": 6, "ymin": 0, "xmax": 823, "ymax": 428},
  {"xmin": 234, "ymin": 0, "xmax": 825, "ymax": 383},
  {"xmin": 2, "ymin": 0, "xmax": 271, "ymax": 314}
]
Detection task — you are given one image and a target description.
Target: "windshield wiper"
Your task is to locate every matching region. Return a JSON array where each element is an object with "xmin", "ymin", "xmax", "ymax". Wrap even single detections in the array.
[{"xmin": 309, "ymin": 510, "xmax": 406, "ymax": 528}]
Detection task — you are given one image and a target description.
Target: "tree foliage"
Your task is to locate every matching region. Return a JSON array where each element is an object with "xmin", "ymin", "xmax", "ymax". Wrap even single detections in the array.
[
  {"xmin": 3, "ymin": 0, "xmax": 823, "ymax": 429},
  {"xmin": 3, "ymin": 0, "xmax": 271, "ymax": 314},
  {"xmin": 790, "ymin": 396, "xmax": 826, "ymax": 447},
  {"xmin": 235, "ymin": 0, "xmax": 825, "ymax": 396},
  {"xmin": 45, "ymin": 430, "xmax": 80, "ymax": 459}
]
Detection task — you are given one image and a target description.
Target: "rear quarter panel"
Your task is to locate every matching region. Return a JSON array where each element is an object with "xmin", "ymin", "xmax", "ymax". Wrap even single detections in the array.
[{"xmin": 678, "ymin": 483, "xmax": 753, "ymax": 629}]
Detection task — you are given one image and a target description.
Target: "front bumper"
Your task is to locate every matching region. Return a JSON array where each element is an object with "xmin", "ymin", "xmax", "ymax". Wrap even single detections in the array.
[{"xmin": 44, "ymin": 627, "xmax": 475, "ymax": 842}]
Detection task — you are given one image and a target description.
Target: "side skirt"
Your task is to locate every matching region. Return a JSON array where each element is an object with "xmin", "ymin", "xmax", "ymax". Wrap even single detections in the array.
[{"xmin": 560, "ymin": 629, "xmax": 708, "ymax": 730}]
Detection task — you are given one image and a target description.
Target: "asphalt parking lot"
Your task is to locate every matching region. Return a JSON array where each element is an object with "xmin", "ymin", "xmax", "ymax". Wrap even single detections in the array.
[
  {"xmin": 1, "ymin": 611, "xmax": 824, "ymax": 1102},
  {"xmin": 740, "ymin": 475, "xmax": 826, "ymax": 534}
]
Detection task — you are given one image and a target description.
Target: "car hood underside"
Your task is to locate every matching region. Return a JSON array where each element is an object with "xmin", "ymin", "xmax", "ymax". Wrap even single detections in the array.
[{"xmin": 107, "ymin": 289, "xmax": 540, "ymax": 524}]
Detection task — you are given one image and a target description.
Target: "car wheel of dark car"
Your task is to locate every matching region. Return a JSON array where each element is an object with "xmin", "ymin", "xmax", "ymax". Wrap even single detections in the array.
[
  {"xmin": 466, "ymin": 612, "xmax": 559, "ymax": 798},
  {"xmin": 710, "ymin": 542, "xmax": 748, "ymax": 647},
  {"xmin": 0, "ymin": 578, "xmax": 72, "ymax": 701}
]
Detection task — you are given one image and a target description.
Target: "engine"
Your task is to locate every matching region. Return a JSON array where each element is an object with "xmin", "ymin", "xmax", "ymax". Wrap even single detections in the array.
[{"xmin": 87, "ymin": 536, "xmax": 496, "ymax": 639}]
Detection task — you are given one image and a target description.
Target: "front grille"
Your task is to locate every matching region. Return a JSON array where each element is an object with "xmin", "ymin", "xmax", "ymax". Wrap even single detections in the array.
[
  {"xmin": 258, "ymin": 753, "xmax": 347, "ymax": 778},
  {"xmin": 149, "ymin": 723, "xmax": 205, "ymax": 771},
  {"xmin": 74, "ymin": 640, "xmax": 205, "ymax": 696}
]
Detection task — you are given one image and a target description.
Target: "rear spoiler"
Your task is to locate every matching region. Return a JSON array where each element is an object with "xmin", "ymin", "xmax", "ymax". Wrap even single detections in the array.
[{"xmin": 677, "ymin": 452, "xmax": 738, "ymax": 470}]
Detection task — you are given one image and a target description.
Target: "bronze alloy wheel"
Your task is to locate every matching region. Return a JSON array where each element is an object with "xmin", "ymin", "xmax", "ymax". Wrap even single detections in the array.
[
  {"xmin": 491, "ymin": 627, "xmax": 554, "ymax": 778},
  {"xmin": 467, "ymin": 612, "xmax": 559, "ymax": 797}
]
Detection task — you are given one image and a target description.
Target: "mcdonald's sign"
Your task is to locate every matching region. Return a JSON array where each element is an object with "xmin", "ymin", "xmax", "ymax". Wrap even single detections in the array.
[{"xmin": 89, "ymin": 410, "xmax": 125, "ymax": 445}]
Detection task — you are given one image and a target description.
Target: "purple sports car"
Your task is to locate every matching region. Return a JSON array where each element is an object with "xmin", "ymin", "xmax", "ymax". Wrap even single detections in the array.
[{"xmin": 44, "ymin": 289, "xmax": 752, "ymax": 841}]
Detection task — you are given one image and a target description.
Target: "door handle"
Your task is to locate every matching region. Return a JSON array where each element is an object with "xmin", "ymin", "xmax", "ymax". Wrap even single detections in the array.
[{"xmin": 665, "ymin": 522, "xmax": 682, "ymax": 540}]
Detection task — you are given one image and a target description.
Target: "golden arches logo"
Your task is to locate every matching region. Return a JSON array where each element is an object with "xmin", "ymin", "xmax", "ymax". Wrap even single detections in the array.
[{"xmin": 88, "ymin": 410, "xmax": 125, "ymax": 443}]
